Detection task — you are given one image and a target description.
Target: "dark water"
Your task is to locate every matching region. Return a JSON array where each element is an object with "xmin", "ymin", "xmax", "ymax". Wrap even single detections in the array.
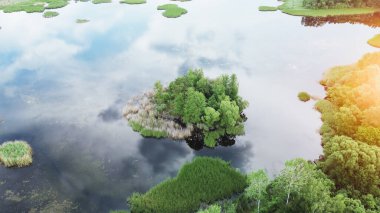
[{"xmin": 0, "ymin": 0, "xmax": 378, "ymax": 211}]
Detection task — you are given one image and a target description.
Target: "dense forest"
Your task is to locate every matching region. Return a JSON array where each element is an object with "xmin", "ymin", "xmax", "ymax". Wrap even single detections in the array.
[{"xmin": 303, "ymin": 0, "xmax": 380, "ymax": 9}]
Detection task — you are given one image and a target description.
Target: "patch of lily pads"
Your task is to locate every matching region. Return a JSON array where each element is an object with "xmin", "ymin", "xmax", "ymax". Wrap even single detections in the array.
[{"xmin": 157, "ymin": 4, "xmax": 187, "ymax": 18}]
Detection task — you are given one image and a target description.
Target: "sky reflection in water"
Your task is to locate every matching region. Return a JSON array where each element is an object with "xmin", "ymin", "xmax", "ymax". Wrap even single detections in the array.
[{"xmin": 0, "ymin": 0, "xmax": 379, "ymax": 211}]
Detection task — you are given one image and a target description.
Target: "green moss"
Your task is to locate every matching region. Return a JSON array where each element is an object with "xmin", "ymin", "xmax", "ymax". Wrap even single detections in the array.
[
  {"xmin": 298, "ymin": 91, "xmax": 311, "ymax": 102},
  {"xmin": 157, "ymin": 4, "xmax": 187, "ymax": 18},
  {"xmin": 368, "ymin": 34, "xmax": 380, "ymax": 48},
  {"xmin": 0, "ymin": 140, "xmax": 33, "ymax": 168},
  {"xmin": 128, "ymin": 157, "xmax": 247, "ymax": 213},
  {"xmin": 276, "ymin": 0, "xmax": 378, "ymax": 17},
  {"xmin": 120, "ymin": 0, "xmax": 146, "ymax": 4},
  {"xmin": 92, "ymin": 0, "xmax": 111, "ymax": 4},
  {"xmin": 43, "ymin": 11, "xmax": 59, "ymax": 18},
  {"xmin": 109, "ymin": 211, "xmax": 130, "ymax": 213},
  {"xmin": 76, "ymin": 19, "xmax": 89, "ymax": 24},
  {"xmin": 1, "ymin": 0, "xmax": 68, "ymax": 13},
  {"xmin": 259, "ymin": 6, "xmax": 278, "ymax": 11}
]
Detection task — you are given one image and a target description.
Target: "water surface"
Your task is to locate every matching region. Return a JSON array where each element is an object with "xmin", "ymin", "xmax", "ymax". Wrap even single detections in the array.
[{"xmin": 0, "ymin": 0, "xmax": 378, "ymax": 211}]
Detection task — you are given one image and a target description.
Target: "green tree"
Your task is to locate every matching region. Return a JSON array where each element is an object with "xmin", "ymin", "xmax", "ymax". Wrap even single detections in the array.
[
  {"xmin": 245, "ymin": 170, "xmax": 270, "ymax": 213},
  {"xmin": 183, "ymin": 88, "xmax": 206, "ymax": 124},
  {"xmin": 219, "ymin": 98, "xmax": 240, "ymax": 128},
  {"xmin": 320, "ymin": 136, "xmax": 380, "ymax": 197}
]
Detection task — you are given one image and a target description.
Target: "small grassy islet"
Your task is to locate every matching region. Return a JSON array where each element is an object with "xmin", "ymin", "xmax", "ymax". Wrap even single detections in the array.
[
  {"xmin": 157, "ymin": 4, "xmax": 187, "ymax": 18},
  {"xmin": 0, "ymin": 140, "xmax": 33, "ymax": 168}
]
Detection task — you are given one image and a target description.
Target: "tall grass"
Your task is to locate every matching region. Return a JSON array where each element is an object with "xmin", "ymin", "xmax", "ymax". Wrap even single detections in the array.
[
  {"xmin": 128, "ymin": 157, "xmax": 247, "ymax": 213},
  {"xmin": 0, "ymin": 140, "xmax": 33, "ymax": 168}
]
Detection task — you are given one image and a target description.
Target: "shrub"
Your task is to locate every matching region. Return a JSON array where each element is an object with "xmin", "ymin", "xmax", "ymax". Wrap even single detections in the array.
[{"xmin": 298, "ymin": 91, "xmax": 311, "ymax": 102}]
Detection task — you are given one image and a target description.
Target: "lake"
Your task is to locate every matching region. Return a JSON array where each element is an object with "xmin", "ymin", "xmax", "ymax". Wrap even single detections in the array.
[{"xmin": 0, "ymin": 0, "xmax": 378, "ymax": 211}]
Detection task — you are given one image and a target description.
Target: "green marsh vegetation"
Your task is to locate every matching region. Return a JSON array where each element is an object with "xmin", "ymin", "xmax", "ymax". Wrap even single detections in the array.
[
  {"xmin": 297, "ymin": 91, "xmax": 311, "ymax": 102},
  {"xmin": 0, "ymin": 140, "xmax": 32, "ymax": 168},
  {"xmin": 128, "ymin": 157, "xmax": 247, "ymax": 213},
  {"xmin": 157, "ymin": 4, "xmax": 187, "ymax": 18},
  {"xmin": 43, "ymin": 10, "xmax": 59, "ymax": 18},
  {"xmin": 120, "ymin": 0, "xmax": 146, "ymax": 4},
  {"xmin": 368, "ymin": 34, "xmax": 380, "ymax": 48},
  {"xmin": 124, "ymin": 70, "xmax": 248, "ymax": 148}
]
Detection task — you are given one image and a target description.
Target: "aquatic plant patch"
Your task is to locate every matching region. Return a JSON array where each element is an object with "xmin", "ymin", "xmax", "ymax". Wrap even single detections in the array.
[
  {"xmin": 0, "ymin": 0, "xmax": 69, "ymax": 13},
  {"xmin": 76, "ymin": 19, "xmax": 90, "ymax": 23},
  {"xmin": 368, "ymin": 34, "xmax": 380, "ymax": 48},
  {"xmin": 43, "ymin": 10, "xmax": 59, "ymax": 18},
  {"xmin": 124, "ymin": 70, "xmax": 248, "ymax": 148},
  {"xmin": 92, "ymin": 0, "xmax": 111, "ymax": 4},
  {"xmin": 128, "ymin": 157, "xmax": 247, "ymax": 213},
  {"xmin": 0, "ymin": 140, "xmax": 33, "ymax": 168},
  {"xmin": 120, "ymin": 0, "xmax": 146, "ymax": 4},
  {"xmin": 258, "ymin": 6, "xmax": 278, "ymax": 11},
  {"xmin": 157, "ymin": 4, "xmax": 187, "ymax": 18}
]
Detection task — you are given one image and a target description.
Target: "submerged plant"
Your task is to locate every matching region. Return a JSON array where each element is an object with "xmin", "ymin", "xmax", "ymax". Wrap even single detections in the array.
[{"xmin": 0, "ymin": 140, "xmax": 33, "ymax": 168}]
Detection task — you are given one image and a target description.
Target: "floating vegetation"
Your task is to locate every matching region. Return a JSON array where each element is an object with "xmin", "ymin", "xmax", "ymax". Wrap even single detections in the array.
[
  {"xmin": 128, "ymin": 157, "xmax": 247, "ymax": 213},
  {"xmin": 43, "ymin": 11, "xmax": 59, "ymax": 18},
  {"xmin": 368, "ymin": 34, "xmax": 380, "ymax": 48},
  {"xmin": 258, "ymin": 6, "xmax": 278, "ymax": 12},
  {"xmin": 120, "ymin": 0, "xmax": 146, "ymax": 4},
  {"xmin": 298, "ymin": 91, "xmax": 311, "ymax": 102},
  {"xmin": 0, "ymin": 0, "xmax": 69, "ymax": 13},
  {"xmin": 92, "ymin": 0, "xmax": 111, "ymax": 4},
  {"xmin": 76, "ymin": 19, "xmax": 90, "ymax": 23},
  {"xmin": 0, "ymin": 140, "xmax": 33, "ymax": 168},
  {"xmin": 157, "ymin": 4, "xmax": 187, "ymax": 18}
]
